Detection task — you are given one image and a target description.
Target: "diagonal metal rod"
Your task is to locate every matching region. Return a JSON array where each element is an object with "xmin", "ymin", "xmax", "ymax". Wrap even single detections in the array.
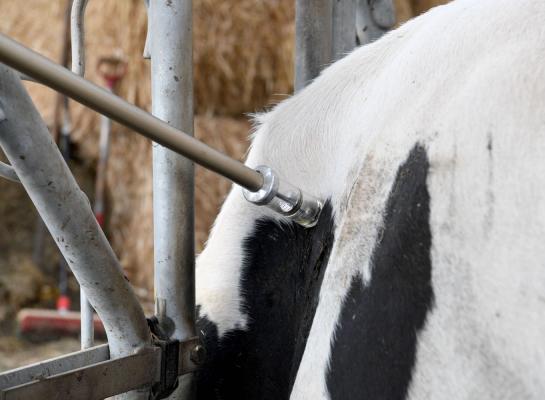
[
  {"xmin": 0, "ymin": 64, "xmax": 152, "ymax": 363},
  {"xmin": 0, "ymin": 33, "xmax": 263, "ymax": 192}
]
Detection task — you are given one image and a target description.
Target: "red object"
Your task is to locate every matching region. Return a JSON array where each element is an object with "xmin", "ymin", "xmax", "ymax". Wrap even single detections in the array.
[
  {"xmin": 17, "ymin": 308, "xmax": 106, "ymax": 339},
  {"xmin": 56, "ymin": 294, "xmax": 71, "ymax": 312},
  {"xmin": 95, "ymin": 212, "xmax": 105, "ymax": 228}
]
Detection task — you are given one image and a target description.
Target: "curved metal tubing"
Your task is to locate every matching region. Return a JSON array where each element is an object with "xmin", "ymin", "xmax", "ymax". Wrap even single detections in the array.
[
  {"xmin": 0, "ymin": 64, "xmax": 151, "ymax": 367},
  {"xmin": 70, "ymin": 0, "xmax": 88, "ymax": 77},
  {"xmin": 0, "ymin": 33, "xmax": 263, "ymax": 192}
]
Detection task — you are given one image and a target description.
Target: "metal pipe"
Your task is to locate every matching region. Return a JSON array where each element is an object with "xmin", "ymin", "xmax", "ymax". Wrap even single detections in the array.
[
  {"xmin": 149, "ymin": 1, "xmax": 195, "ymax": 398},
  {"xmin": 142, "ymin": 0, "xmax": 151, "ymax": 59},
  {"xmin": 0, "ymin": 33, "xmax": 263, "ymax": 192},
  {"xmin": 332, "ymin": 0, "xmax": 357, "ymax": 61},
  {"xmin": 70, "ymin": 0, "xmax": 88, "ymax": 77},
  {"xmin": 294, "ymin": 0, "xmax": 333, "ymax": 92},
  {"xmin": 0, "ymin": 63, "xmax": 152, "ymax": 372},
  {"xmin": 69, "ymin": 0, "xmax": 94, "ymax": 351}
]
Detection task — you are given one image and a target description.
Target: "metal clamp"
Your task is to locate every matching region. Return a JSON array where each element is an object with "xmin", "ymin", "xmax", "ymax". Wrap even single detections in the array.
[
  {"xmin": 243, "ymin": 165, "xmax": 323, "ymax": 228},
  {"xmin": 147, "ymin": 314, "xmax": 204, "ymax": 400},
  {"xmin": 0, "ymin": 335, "xmax": 203, "ymax": 400}
]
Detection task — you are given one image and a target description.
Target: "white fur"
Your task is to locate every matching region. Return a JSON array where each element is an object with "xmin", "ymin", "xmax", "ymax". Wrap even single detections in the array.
[{"xmin": 197, "ymin": 0, "xmax": 545, "ymax": 398}]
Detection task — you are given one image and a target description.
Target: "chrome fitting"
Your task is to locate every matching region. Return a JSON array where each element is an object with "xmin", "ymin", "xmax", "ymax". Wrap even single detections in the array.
[{"xmin": 243, "ymin": 165, "xmax": 323, "ymax": 228}]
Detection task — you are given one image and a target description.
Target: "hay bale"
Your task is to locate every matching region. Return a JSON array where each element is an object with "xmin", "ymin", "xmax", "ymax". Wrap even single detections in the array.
[{"xmin": 0, "ymin": 0, "xmax": 293, "ymax": 120}]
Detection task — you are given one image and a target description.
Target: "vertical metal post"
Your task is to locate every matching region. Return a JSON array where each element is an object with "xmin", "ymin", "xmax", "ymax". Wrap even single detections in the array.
[
  {"xmin": 70, "ymin": 0, "xmax": 95, "ymax": 351},
  {"xmin": 332, "ymin": 0, "xmax": 357, "ymax": 61},
  {"xmin": 149, "ymin": 0, "xmax": 195, "ymax": 399},
  {"xmin": 294, "ymin": 0, "xmax": 333, "ymax": 92},
  {"xmin": 295, "ymin": 1, "xmax": 396, "ymax": 92}
]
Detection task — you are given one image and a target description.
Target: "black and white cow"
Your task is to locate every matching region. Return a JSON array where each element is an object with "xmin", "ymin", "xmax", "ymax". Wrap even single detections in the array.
[{"xmin": 195, "ymin": 0, "xmax": 545, "ymax": 398}]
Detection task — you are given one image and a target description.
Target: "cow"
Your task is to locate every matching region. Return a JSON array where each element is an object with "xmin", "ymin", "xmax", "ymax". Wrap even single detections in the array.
[{"xmin": 194, "ymin": 0, "xmax": 545, "ymax": 398}]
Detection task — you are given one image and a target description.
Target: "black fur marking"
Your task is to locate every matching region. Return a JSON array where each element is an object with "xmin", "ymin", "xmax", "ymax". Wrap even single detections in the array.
[
  {"xmin": 196, "ymin": 202, "xmax": 335, "ymax": 399},
  {"xmin": 327, "ymin": 145, "xmax": 434, "ymax": 400}
]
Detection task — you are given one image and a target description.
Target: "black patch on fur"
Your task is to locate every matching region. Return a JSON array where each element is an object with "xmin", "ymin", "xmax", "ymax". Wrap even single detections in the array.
[
  {"xmin": 196, "ymin": 202, "xmax": 335, "ymax": 399},
  {"xmin": 327, "ymin": 145, "xmax": 434, "ymax": 400}
]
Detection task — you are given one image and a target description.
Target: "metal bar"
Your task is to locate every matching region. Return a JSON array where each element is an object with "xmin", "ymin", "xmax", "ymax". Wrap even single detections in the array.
[
  {"xmin": 94, "ymin": 113, "xmax": 111, "ymax": 224},
  {"xmin": 69, "ymin": 0, "xmax": 95, "ymax": 351},
  {"xmin": 0, "ymin": 33, "xmax": 263, "ymax": 192},
  {"xmin": 0, "ymin": 64, "xmax": 152, "ymax": 364},
  {"xmin": 142, "ymin": 0, "xmax": 151, "ymax": 59},
  {"xmin": 70, "ymin": 0, "xmax": 88, "ymax": 77},
  {"xmin": 1, "ymin": 347, "xmax": 160, "ymax": 400},
  {"xmin": 332, "ymin": 0, "xmax": 357, "ymax": 61},
  {"xmin": 0, "ymin": 160, "xmax": 19, "ymax": 182},
  {"xmin": 0, "ymin": 344, "xmax": 109, "ymax": 390},
  {"xmin": 294, "ymin": 0, "xmax": 333, "ymax": 92},
  {"xmin": 149, "ymin": 0, "xmax": 195, "ymax": 398}
]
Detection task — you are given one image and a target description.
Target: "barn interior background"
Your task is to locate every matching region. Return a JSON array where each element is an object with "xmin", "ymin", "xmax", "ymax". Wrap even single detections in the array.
[{"xmin": 0, "ymin": 0, "xmax": 448, "ymax": 367}]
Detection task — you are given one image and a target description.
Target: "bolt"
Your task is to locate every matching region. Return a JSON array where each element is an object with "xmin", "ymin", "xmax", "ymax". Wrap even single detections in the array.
[{"xmin": 190, "ymin": 344, "xmax": 206, "ymax": 365}]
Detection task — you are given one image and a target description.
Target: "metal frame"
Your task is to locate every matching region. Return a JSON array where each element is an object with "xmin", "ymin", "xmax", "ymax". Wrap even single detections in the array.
[
  {"xmin": 0, "ymin": 1, "xmax": 396, "ymax": 398},
  {"xmin": 0, "ymin": 64, "xmax": 153, "ymax": 399}
]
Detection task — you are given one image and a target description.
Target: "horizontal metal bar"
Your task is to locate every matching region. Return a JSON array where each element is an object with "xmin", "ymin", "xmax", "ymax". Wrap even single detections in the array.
[
  {"xmin": 0, "ymin": 33, "xmax": 263, "ymax": 192},
  {"xmin": 1, "ymin": 347, "xmax": 161, "ymax": 400},
  {"xmin": 0, "ymin": 344, "xmax": 109, "ymax": 390}
]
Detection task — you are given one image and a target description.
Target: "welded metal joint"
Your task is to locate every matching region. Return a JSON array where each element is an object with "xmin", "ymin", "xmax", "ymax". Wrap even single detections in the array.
[
  {"xmin": 0, "ymin": 105, "xmax": 20, "ymax": 183},
  {"xmin": 243, "ymin": 165, "xmax": 323, "ymax": 228},
  {"xmin": 0, "ymin": 160, "xmax": 20, "ymax": 183}
]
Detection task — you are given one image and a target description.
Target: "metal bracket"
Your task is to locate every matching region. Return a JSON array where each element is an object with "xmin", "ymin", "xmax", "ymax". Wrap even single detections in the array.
[
  {"xmin": 0, "ymin": 337, "xmax": 202, "ymax": 400},
  {"xmin": 0, "ymin": 103, "xmax": 19, "ymax": 183},
  {"xmin": 151, "ymin": 339, "xmax": 180, "ymax": 400}
]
